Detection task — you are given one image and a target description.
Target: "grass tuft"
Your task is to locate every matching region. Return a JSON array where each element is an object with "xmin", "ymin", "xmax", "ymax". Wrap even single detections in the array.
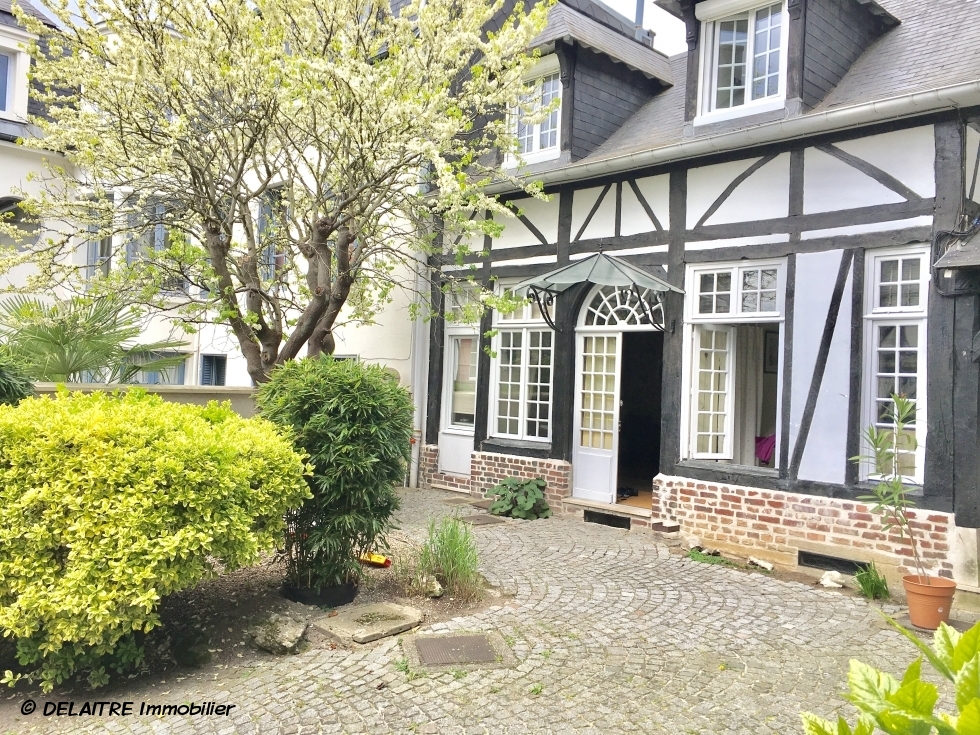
[{"xmin": 854, "ymin": 561, "xmax": 890, "ymax": 600}]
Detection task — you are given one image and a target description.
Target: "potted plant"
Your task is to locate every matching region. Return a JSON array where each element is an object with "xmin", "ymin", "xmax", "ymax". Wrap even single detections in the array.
[
  {"xmin": 257, "ymin": 357, "xmax": 415, "ymax": 607},
  {"xmin": 856, "ymin": 393, "xmax": 955, "ymax": 629}
]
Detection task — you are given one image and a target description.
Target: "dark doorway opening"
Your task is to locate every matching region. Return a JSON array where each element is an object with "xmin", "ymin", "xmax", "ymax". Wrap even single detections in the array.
[{"xmin": 617, "ymin": 331, "xmax": 663, "ymax": 509}]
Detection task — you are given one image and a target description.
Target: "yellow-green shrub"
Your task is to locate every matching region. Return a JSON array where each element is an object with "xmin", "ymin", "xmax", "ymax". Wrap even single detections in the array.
[{"xmin": 0, "ymin": 389, "xmax": 311, "ymax": 691}]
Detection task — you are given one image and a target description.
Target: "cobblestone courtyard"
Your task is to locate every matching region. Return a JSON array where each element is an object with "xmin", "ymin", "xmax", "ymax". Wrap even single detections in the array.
[{"xmin": 5, "ymin": 488, "xmax": 931, "ymax": 734}]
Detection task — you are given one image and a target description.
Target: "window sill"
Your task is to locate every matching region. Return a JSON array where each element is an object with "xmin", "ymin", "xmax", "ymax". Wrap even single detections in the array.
[
  {"xmin": 677, "ymin": 460, "xmax": 779, "ymax": 479},
  {"xmin": 442, "ymin": 426, "xmax": 476, "ymax": 437},
  {"xmin": 694, "ymin": 97, "xmax": 787, "ymax": 128},
  {"xmin": 481, "ymin": 436, "xmax": 552, "ymax": 459}
]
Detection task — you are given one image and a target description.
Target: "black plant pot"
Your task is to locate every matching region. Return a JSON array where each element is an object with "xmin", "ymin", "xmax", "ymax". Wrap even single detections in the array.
[{"xmin": 281, "ymin": 582, "xmax": 358, "ymax": 608}]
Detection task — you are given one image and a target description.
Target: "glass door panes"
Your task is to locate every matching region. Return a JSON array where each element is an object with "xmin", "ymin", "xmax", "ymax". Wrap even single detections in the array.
[
  {"xmin": 496, "ymin": 331, "xmax": 522, "ymax": 435},
  {"xmin": 875, "ymin": 323, "xmax": 919, "ymax": 477},
  {"xmin": 450, "ymin": 336, "xmax": 478, "ymax": 426},
  {"xmin": 580, "ymin": 335, "xmax": 617, "ymax": 450},
  {"xmin": 694, "ymin": 326, "xmax": 731, "ymax": 456}
]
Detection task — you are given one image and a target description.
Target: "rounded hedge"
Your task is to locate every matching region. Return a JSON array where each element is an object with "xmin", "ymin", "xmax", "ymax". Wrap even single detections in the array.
[
  {"xmin": 0, "ymin": 390, "xmax": 311, "ymax": 691},
  {"xmin": 257, "ymin": 357, "xmax": 414, "ymax": 589}
]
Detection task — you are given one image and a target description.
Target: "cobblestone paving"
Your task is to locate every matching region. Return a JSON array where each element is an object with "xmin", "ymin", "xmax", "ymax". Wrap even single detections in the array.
[{"xmin": 10, "ymin": 488, "xmax": 930, "ymax": 734}]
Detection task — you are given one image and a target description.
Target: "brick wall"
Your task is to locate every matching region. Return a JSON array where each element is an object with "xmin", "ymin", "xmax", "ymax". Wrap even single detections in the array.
[
  {"xmin": 654, "ymin": 475, "xmax": 954, "ymax": 579},
  {"xmin": 417, "ymin": 444, "xmax": 471, "ymax": 492},
  {"xmin": 470, "ymin": 452, "xmax": 572, "ymax": 510}
]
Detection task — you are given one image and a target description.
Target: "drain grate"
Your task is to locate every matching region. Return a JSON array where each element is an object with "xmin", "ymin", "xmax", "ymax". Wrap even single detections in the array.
[
  {"xmin": 458, "ymin": 514, "xmax": 505, "ymax": 526},
  {"xmin": 415, "ymin": 634, "xmax": 498, "ymax": 666}
]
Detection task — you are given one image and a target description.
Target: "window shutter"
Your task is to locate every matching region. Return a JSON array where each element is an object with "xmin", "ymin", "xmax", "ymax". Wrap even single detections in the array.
[
  {"xmin": 201, "ymin": 356, "xmax": 213, "ymax": 386},
  {"xmin": 691, "ymin": 325, "xmax": 735, "ymax": 460},
  {"xmin": 215, "ymin": 356, "xmax": 226, "ymax": 386}
]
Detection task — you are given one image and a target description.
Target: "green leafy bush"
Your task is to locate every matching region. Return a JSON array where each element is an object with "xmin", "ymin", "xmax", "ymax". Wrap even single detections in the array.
[
  {"xmin": 418, "ymin": 517, "xmax": 482, "ymax": 600},
  {"xmin": 489, "ymin": 477, "xmax": 552, "ymax": 520},
  {"xmin": 802, "ymin": 616, "xmax": 980, "ymax": 733},
  {"xmin": 0, "ymin": 390, "xmax": 310, "ymax": 692},
  {"xmin": 0, "ymin": 351, "xmax": 32, "ymax": 406},
  {"xmin": 257, "ymin": 357, "xmax": 414, "ymax": 590},
  {"xmin": 854, "ymin": 561, "xmax": 890, "ymax": 601}
]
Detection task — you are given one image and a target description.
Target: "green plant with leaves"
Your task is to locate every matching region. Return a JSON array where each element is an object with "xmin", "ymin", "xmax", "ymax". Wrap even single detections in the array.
[
  {"xmin": 802, "ymin": 616, "xmax": 980, "ymax": 734},
  {"xmin": 0, "ymin": 390, "xmax": 310, "ymax": 691},
  {"xmin": 0, "ymin": 350, "xmax": 31, "ymax": 406},
  {"xmin": 489, "ymin": 477, "xmax": 552, "ymax": 520},
  {"xmin": 854, "ymin": 394, "xmax": 926, "ymax": 580},
  {"xmin": 257, "ymin": 356, "xmax": 414, "ymax": 590},
  {"xmin": 0, "ymin": 295, "xmax": 187, "ymax": 383},
  {"xmin": 854, "ymin": 562, "xmax": 891, "ymax": 601},
  {"xmin": 417, "ymin": 517, "xmax": 482, "ymax": 600}
]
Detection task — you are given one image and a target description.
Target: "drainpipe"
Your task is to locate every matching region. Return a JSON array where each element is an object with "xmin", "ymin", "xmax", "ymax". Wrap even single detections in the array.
[{"xmin": 408, "ymin": 251, "xmax": 429, "ymax": 488}]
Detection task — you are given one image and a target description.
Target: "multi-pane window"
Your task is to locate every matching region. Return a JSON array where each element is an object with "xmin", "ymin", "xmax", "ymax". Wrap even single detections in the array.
[
  {"xmin": 492, "ymin": 286, "xmax": 553, "ymax": 441},
  {"xmin": 696, "ymin": 265, "xmax": 781, "ymax": 318},
  {"xmin": 740, "ymin": 267, "xmax": 778, "ymax": 312},
  {"xmin": 496, "ymin": 331, "xmax": 523, "ymax": 435},
  {"xmin": 865, "ymin": 249, "xmax": 928, "ymax": 482},
  {"xmin": 449, "ymin": 336, "xmax": 478, "ymax": 427},
  {"xmin": 579, "ymin": 335, "xmax": 617, "ymax": 450},
  {"xmin": 257, "ymin": 188, "xmax": 285, "ymax": 282},
  {"xmin": 129, "ymin": 352, "xmax": 187, "ymax": 385},
  {"xmin": 510, "ymin": 56, "xmax": 562, "ymax": 164},
  {"xmin": 700, "ymin": 2, "xmax": 786, "ymax": 116},
  {"xmin": 516, "ymin": 73, "xmax": 560, "ymax": 155},
  {"xmin": 686, "ymin": 261, "xmax": 784, "ymax": 464},
  {"xmin": 698, "ymin": 272, "xmax": 732, "ymax": 314}
]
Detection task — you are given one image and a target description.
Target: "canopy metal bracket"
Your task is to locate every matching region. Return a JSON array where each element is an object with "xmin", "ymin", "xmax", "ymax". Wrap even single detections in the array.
[{"xmin": 528, "ymin": 285, "xmax": 560, "ymax": 331}]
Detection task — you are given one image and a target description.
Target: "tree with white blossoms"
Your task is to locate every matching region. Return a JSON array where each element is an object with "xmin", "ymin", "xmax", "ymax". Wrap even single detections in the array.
[{"xmin": 5, "ymin": 0, "xmax": 550, "ymax": 382}]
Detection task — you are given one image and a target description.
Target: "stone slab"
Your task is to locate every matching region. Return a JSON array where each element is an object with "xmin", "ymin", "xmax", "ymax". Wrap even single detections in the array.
[
  {"xmin": 470, "ymin": 499, "xmax": 494, "ymax": 510},
  {"xmin": 310, "ymin": 603, "xmax": 422, "ymax": 645},
  {"xmin": 458, "ymin": 514, "xmax": 505, "ymax": 526}
]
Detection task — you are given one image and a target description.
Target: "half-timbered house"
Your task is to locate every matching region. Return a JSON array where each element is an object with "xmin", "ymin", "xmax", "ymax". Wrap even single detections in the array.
[{"xmin": 419, "ymin": 0, "xmax": 980, "ymax": 589}]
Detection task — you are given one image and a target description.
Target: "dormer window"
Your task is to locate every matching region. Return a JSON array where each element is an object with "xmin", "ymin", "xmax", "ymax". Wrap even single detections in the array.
[
  {"xmin": 696, "ymin": 0, "xmax": 787, "ymax": 126},
  {"xmin": 0, "ymin": 51, "xmax": 10, "ymax": 112},
  {"xmin": 0, "ymin": 25, "xmax": 31, "ymax": 121},
  {"xmin": 508, "ymin": 54, "xmax": 562, "ymax": 166}
]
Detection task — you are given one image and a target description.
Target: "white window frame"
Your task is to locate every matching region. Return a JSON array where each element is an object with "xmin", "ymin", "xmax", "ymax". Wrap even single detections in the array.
[
  {"xmin": 442, "ymin": 331, "xmax": 480, "ymax": 434},
  {"xmin": 506, "ymin": 54, "xmax": 562, "ymax": 167},
  {"xmin": 686, "ymin": 261, "xmax": 786, "ymax": 323},
  {"xmin": 695, "ymin": 0, "xmax": 788, "ymax": 127},
  {"xmin": 488, "ymin": 283, "xmax": 554, "ymax": 443},
  {"xmin": 681, "ymin": 259, "xmax": 786, "ymax": 462},
  {"xmin": 0, "ymin": 26, "xmax": 32, "ymax": 121},
  {"xmin": 862, "ymin": 246, "xmax": 929, "ymax": 485}
]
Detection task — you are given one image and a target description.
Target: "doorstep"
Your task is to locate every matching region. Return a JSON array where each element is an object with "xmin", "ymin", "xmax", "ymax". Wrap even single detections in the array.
[{"xmin": 562, "ymin": 497, "xmax": 652, "ymax": 519}]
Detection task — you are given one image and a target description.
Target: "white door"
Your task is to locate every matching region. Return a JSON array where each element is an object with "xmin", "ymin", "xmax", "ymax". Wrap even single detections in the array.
[{"xmin": 572, "ymin": 333, "xmax": 621, "ymax": 503}]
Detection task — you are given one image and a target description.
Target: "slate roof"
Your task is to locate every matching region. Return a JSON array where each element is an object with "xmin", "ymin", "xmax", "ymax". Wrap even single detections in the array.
[
  {"xmin": 0, "ymin": 0, "xmax": 50, "ymax": 28},
  {"xmin": 581, "ymin": 0, "xmax": 980, "ymax": 166},
  {"xmin": 533, "ymin": 3, "xmax": 674, "ymax": 84}
]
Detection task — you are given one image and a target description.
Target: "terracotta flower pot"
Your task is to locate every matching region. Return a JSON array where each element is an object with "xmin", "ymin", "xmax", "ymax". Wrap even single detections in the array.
[{"xmin": 903, "ymin": 575, "xmax": 957, "ymax": 630}]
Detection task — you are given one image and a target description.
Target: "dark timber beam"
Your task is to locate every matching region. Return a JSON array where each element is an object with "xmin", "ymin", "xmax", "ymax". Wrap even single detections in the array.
[
  {"xmin": 424, "ymin": 261, "xmax": 446, "ymax": 445},
  {"xmin": 845, "ymin": 249, "xmax": 865, "ymax": 487},
  {"xmin": 925, "ymin": 121, "xmax": 961, "ymax": 512},
  {"xmin": 660, "ymin": 169, "xmax": 687, "ymax": 476}
]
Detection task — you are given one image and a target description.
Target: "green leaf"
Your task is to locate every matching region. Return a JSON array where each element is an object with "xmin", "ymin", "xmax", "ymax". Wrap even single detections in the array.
[
  {"xmin": 955, "ymin": 626, "xmax": 980, "ymax": 674},
  {"xmin": 937, "ymin": 624, "xmax": 961, "ymax": 674},
  {"xmin": 958, "ymin": 700, "xmax": 980, "ymax": 735},
  {"xmin": 887, "ymin": 679, "xmax": 939, "ymax": 717},
  {"xmin": 902, "ymin": 658, "xmax": 923, "ymax": 686},
  {"xmin": 800, "ymin": 713, "xmax": 840, "ymax": 735},
  {"xmin": 956, "ymin": 654, "xmax": 980, "ymax": 712},
  {"xmin": 848, "ymin": 659, "xmax": 900, "ymax": 713},
  {"xmin": 884, "ymin": 614, "xmax": 955, "ymax": 681}
]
